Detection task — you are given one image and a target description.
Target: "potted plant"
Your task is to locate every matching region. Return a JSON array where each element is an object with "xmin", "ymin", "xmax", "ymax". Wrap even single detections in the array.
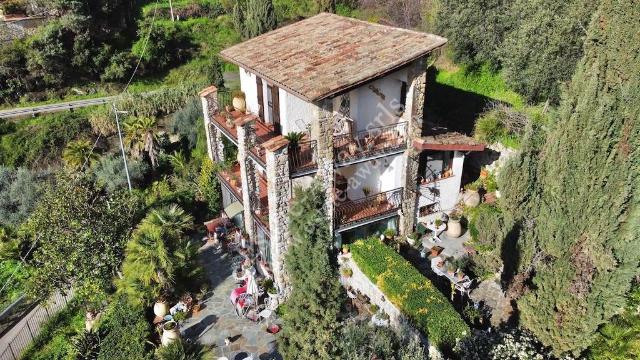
[
  {"xmin": 264, "ymin": 278, "xmax": 278, "ymax": 299},
  {"xmin": 446, "ymin": 262, "xmax": 456, "ymax": 276},
  {"xmin": 232, "ymin": 90, "xmax": 246, "ymax": 112},
  {"xmin": 446, "ymin": 212, "xmax": 463, "ymax": 238},
  {"xmin": 161, "ymin": 321, "xmax": 181, "ymax": 346},
  {"xmin": 362, "ymin": 186, "xmax": 371, "ymax": 197},
  {"xmin": 406, "ymin": 232, "xmax": 419, "ymax": 246},
  {"xmin": 383, "ymin": 229, "xmax": 396, "ymax": 240},
  {"xmin": 434, "ymin": 219, "xmax": 443, "ymax": 229},
  {"xmin": 463, "ymin": 182, "xmax": 481, "ymax": 207},
  {"xmin": 225, "ymin": 113, "xmax": 235, "ymax": 127},
  {"xmin": 230, "ymin": 174, "xmax": 240, "ymax": 187},
  {"xmin": 430, "ymin": 245, "xmax": 443, "ymax": 257},
  {"xmin": 341, "ymin": 244, "xmax": 350, "ymax": 254},
  {"xmin": 153, "ymin": 296, "xmax": 169, "ymax": 318},
  {"xmin": 284, "ymin": 131, "xmax": 305, "ymax": 149},
  {"xmin": 340, "ymin": 266, "xmax": 353, "ymax": 278},
  {"xmin": 193, "ymin": 286, "xmax": 209, "ymax": 316}
]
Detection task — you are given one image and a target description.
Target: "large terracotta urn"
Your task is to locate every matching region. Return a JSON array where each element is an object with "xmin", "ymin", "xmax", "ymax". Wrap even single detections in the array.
[
  {"xmin": 446, "ymin": 218, "xmax": 463, "ymax": 238},
  {"xmin": 161, "ymin": 321, "xmax": 181, "ymax": 346},
  {"xmin": 463, "ymin": 190, "xmax": 481, "ymax": 207},
  {"xmin": 154, "ymin": 301, "xmax": 169, "ymax": 318},
  {"xmin": 232, "ymin": 94, "xmax": 246, "ymax": 112}
]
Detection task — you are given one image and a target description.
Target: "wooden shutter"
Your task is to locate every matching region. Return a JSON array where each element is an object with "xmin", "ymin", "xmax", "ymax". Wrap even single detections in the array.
[
  {"xmin": 271, "ymin": 85, "xmax": 281, "ymax": 135},
  {"xmin": 256, "ymin": 77, "xmax": 264, "ymax": 120}
]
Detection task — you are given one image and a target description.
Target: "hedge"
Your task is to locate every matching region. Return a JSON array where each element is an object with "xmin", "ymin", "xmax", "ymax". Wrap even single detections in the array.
[{"xmin": 350, "ymin": 237, "xmax": 469, "ymax": 348}]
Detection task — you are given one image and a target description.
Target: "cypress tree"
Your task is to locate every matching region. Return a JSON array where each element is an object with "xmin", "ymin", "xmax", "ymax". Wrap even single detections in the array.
[
  {"xmin": 232, "ymin": 0, "xmax": 277, "ymax": 39},
  {"xmin": 277, "ymin": 180, "xmax": 343, "ymax": 359},
  {"xmin": 503, "ymin": 0, "xmax": 640, "ymax": 354}
]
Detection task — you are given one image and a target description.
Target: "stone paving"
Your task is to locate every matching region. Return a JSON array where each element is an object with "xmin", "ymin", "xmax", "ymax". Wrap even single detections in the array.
[
  {"xmin": 469, "ymin": 277, "xmax": 514, "ymax": 327},
  {"xmin": 180, "ymin": 242, "xmax": 280, "ymax": 360}
]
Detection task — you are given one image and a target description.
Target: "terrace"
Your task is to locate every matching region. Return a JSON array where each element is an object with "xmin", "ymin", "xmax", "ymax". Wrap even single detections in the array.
[
  {"xmin": 334, "ymin": 188, "xmax": 403, "ymax": 230},
  {"xmin": 217, "ymin": 162, "xmax": 243, "ymax": 202},
  {"xmin": 288, "ymin": 140, "xmax": 318, "ymax": 176},
  {"xmin": 334, "ymin": 122, "xmax": 407, "ymax": 167}
]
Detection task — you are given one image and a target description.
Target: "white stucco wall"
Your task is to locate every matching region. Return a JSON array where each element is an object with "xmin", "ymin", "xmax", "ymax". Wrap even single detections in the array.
[
  {"xmin": 239, "ymin": 68, "xmax": 258, "ymax": 114},
  {"xmin": 280, "ymin": 90, "xmax": 314, "ymax": 135},
  {"xmin": 336, "ymin": 154, "xmax": 404, "ymax": 200},
  {"xmin": 338, "ymin": 68, "xmax": 408, "ymax": 132},
  {"xmin": 417, "ymin": 151, "xmax": 465, "ymax": 213}
]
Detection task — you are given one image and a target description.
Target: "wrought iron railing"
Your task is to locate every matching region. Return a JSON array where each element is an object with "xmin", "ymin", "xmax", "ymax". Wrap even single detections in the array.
[
  {"xmin": 289, "ymin": 140, "xmax": 318, "ymax": 175},
  {"xmin": 216, "ymin": 90, "xmax": 233, "ymax": 111},
  {"xmin": 247, "ymin": 119, "xmax": 277, "ymax": 167},
  {"xmin": 334, "ymin": 122, "xmax": 407, "ymax": 164},
  {"xmin": 334, "ymin": 188, "xmax": 403, "ymax": 229}
]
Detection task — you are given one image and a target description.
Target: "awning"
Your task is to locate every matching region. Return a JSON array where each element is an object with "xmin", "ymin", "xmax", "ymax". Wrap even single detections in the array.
[{"xmin": 224, "ymin": 201, "xmax": 244, "ymax": 219}]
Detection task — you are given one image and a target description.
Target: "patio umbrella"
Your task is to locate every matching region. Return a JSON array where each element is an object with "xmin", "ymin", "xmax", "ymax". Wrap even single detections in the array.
[{"xmin": 245, "ymin": 269, "xmax": 259, "ymax": 302}]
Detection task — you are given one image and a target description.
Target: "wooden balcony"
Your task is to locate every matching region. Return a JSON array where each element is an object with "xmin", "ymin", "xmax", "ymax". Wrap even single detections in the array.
[
  {"xmin": 217, "ymin": 162, "xmax": 243, "ymax": 202},
  {"xmin": 334, "ymin": 122, "xmax": 407, "ymax": 166},
  {"xmin": 334, "ymin": 188, "xmax": 403, "ymax": 229}
]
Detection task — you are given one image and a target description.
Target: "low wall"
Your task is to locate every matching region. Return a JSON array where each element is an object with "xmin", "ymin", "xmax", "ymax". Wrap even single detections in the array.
[
  {"xmin": 339, "ymin": 253, "xmax": 405, "ymax": 328},
  {"xmin": 338, "ymin": 254, "xmax": 442, "ymax": 359}
]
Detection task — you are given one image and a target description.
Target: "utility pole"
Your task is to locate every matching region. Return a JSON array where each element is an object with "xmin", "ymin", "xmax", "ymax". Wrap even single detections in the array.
[
  {"xmin": 169, "ymin": 0, "xmax": 175, "ymax": 21},
  {"xmin": 112, "ymin": 104, "xmax": 132, "ymax": 193}
]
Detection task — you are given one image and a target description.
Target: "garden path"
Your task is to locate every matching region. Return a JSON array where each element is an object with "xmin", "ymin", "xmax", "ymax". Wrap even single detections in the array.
[{"xmin": 180, "ymin": 242, "xmax": 280, "ymax": 360}]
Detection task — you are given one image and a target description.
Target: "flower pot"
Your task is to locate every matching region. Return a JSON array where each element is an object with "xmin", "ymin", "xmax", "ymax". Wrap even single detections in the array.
[
  {"xmin": 446, "ymin": 218, "xmax": 463, "ymax": 238},
  {"xmin": 232, "ymin": 96, "xmax": 246, "ymax": 112},
  {"xmin": 161, "ymin": 321, "xmax": 181, "ymax": 347},
  {"xmin": 463, "ymin": 190, "xmax": 481, "ymax": 207},
  {"xmin": 154, "ymin": 301, "xmax": 169, "ymax": 318},
  {"xmin": 407, "ymin": 236, "xmax": 417, "ymax": 246}
]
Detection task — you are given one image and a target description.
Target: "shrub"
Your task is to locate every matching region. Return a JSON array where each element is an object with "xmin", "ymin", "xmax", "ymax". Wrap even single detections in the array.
[
  {"xmin": 101, "ymin": 51, "xmax": 137, "ymax": 82},
  {"xmin": 169, "ymin": 97, "xmax": 202, "ymax": 149},
  {"xmin": 91, "ymin": 154, "xmax": 149, "ymax": 193},
  {"xmin": 88, "ymin": 106, "xmax": 117, "ymax": 137},
  {"xmin": 457, "ymin": 327, "xmax": 553, "ymax": 359},
  {"xmin": 115, "ymin": 82, "xmax": 205, "ymax": 118},
  {"xmin": 197, "ymin": 158, "xmax": 221, "ymax": 215},
  {"xmin": 132, "ymin": 21, "xmax": 193, "ymax": 73},
  {"xmin": 350, "ymin": 238, "xmax": 469, "ymax": 348},
  {"xmin": 0, "ymin": 0, "xmax": 27, "ymax": 14},
  {"xmin": 98, "ymin": 297, "xmax": 151, "ymax": 360},
  {"xmin": 0, "ymin": 167, "xmax": 46, "ymax": 227},
  {"xmin": 0, "ymin": 112, "xmax": 90, "ymax": 168}
]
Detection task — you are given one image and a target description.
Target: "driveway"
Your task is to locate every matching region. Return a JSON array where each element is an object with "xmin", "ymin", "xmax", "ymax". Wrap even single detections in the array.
[{"xmin": 181, "ymin": 242, "xmax": 280, "ymax": 359}]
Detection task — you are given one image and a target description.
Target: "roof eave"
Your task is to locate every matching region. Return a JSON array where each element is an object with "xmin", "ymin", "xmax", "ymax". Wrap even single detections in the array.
[{"xmin": 220, "ymin": 40, "xmax": 447, "ymax": 103}]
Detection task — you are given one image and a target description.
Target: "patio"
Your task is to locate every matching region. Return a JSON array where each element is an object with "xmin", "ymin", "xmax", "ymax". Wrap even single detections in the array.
[{"xmin": 180, "ymin": 242, "xmax": 280, "ymax": 359}]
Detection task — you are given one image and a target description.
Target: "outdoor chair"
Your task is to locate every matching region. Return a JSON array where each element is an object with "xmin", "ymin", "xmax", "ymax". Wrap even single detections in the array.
[
  {"xmin": 455, "ymin": 279, "xmax": 474, "ymax": 297},
  {"xmin": 257, "ymin": 308, "xmax": 273, "ymax": 324}
]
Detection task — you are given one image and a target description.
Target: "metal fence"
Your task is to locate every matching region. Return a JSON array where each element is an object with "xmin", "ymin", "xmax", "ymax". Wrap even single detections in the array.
[{"xmin": 0, "ymin": 292, "xmax": 71, "ymax": 360}]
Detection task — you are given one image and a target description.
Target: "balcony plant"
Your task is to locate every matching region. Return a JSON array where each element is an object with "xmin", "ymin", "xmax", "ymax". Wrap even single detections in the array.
[
  {"xmin": 284, "ymin": 131, "xmax": 305, "ymax": 148},
  {"xmin": 362, "ymin": 186, "xmax": 371, "ymax": 197}
]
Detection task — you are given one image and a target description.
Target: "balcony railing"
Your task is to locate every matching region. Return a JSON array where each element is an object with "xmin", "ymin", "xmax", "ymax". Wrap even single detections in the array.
[
  {"xmin": 334, "ymin": 122, "xmax": 407, "ymax": 165},
  {"xmin": 289, "ymin": 140, "xmax": 318, "ymax": 175},
  {"xmin": 249, "ymin": 173, "xmax": 270, "ymax": 230},
  {"xmin": 334, "ymin": 188, "xmax": 403, "ymax": 229}
]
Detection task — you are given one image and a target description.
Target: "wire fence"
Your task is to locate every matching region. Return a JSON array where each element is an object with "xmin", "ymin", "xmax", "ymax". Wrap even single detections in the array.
[{"xmin": 0, "ymin": 292, "xmax": 71, "ymax": 360}]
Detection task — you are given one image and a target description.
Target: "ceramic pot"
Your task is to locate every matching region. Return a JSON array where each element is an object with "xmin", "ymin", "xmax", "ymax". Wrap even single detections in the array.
[
  {"xmin": 161, "ymin": 321, "xmax": 181, "ymax": 346},
  {"xmin": 153, "ymin": 301, "xmax": 169, "ymax": 318},
  {"xmin": 446, "ymin": 218, "xmax": 463, "ymax": 238},
  {"xmin": 232, "ymin": 96, "xmax": 246, "ymax": 112},
  {"xmin": 463, "ymin": 190, "xmax": 481, "ymax": 207}
]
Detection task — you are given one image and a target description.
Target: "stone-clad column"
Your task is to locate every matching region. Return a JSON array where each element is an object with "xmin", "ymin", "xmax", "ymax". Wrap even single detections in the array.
[
  {"xmin": 400, "ymin": 59, "xmax": 427, "ymax": 235},
  {"xmin": 312, "ymin": 99, "xmax": 336, "ymax": 235},
  {"xmin": 235, "ymin": 114, "xmax": 258, "ymax": 242},
  {"xmin": 263, "ymin": 136, "xmax": 291, "ymax": 291},
  {"xmin": 199, "ymin": 86, "xmax": 220, "ymax": 161}
]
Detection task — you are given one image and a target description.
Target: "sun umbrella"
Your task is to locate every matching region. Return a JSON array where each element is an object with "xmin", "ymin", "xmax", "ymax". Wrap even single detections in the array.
[{"xmin": 245, "ymin": 269, "xmax": 259, "ymax": 301}]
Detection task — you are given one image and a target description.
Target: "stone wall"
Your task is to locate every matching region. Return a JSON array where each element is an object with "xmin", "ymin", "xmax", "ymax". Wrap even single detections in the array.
[
  {"xmin": 266, "ymin": 144, "xmax": 292, "ymax": 290},
  {"xmin": 200, "ymin": 87, "xmax": 218, "ymax": 161},
  {"xmin": 236, "ymin": 118, "xmax": 256, "ymax": 241},
  {"xmin": 400, "ymin": 59, "xmax": 427, "ymax": 235},
  {"xmin": 312, "ymin": 99, "xmax": 336, "ymax": 233}
]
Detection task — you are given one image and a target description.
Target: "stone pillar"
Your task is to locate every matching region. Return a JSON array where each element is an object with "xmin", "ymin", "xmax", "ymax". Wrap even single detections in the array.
[
  {"xmin": 312, "ymin": 99, "xmax": 336, "ymax": 235},
  {"xmin": 263, "ymin": 136, "xmax": 292, "ymax": 291},
  {"xmin": 199, "ymin": 86, "xmax": 219, "ymax": 161},
  {"xmin": 235, "ymin": 114, "xmax": 258, "ymax": 241},
  {"xmin": 400, "ymin": 59, "xmax": 427, "ymax": 235}
]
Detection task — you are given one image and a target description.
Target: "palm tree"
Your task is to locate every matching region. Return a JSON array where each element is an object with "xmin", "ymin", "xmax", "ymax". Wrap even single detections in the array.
[
  {"xmin": 145, "ymin": 204, "xmax": 194, "ymax": 241},
  {"xmin": 167, "ymin": 150, "xmax": 188, "ymax": 178},
  {"xmin": 124, "ymin": 116, "xmax": 160, "ymax": 168},
  {"xmin": 62, "ymin": 139, "xmax": 99, "ymax": 171},
  {"xmin": 117, "ymin": 223, "xmax": 174, "ymax": 303}
]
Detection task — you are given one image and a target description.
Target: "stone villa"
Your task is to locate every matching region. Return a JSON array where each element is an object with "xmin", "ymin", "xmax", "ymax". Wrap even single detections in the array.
[{"xmin": 199, "ymin": 13, "xmax": 484, "ymax": 288}]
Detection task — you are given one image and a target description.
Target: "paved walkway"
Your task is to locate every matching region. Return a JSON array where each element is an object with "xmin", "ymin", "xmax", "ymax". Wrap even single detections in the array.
[
  {"xmin": 469, "ymin": 277, "xmax": 513, "ymax": 326},
  {"xmin": 181, "ymin": 242, "xmax": 279, "ymax": 360}
]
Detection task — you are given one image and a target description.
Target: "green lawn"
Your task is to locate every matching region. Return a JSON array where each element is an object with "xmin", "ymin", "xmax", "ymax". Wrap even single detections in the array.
[{"xmin": 435, "ymin": 64, "xmax": 524, "ymax": 109}]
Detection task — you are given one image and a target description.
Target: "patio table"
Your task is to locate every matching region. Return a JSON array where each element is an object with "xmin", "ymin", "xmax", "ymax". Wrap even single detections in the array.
[
  {"xmin": 430, "ymin": 256, "xmax": 470, "ymax": 285},
  {"xmin": 425, "ymin": 221, "xmax": 446, "ymax": 242}
]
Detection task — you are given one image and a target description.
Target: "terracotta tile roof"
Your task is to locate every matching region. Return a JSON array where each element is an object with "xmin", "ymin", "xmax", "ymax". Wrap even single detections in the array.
[{"xmin": 220, "ymin": 13, "xmax": 447, "ymax": 102}]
